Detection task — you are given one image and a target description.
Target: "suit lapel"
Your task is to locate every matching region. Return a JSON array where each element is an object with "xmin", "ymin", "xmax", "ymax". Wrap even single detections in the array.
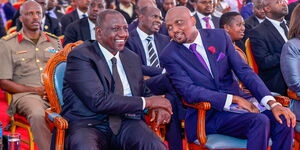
[
  {"xmin": 132, "ymin": 30, "xmax": 147, "ymax": 64},
  {"xmin": 264, "ymin": 19, "xmax": 285, "ymax": 44},
  {"xmin": 175, "ymin": 42, "xmax": 212, "ymax": 78},
  {"xmin": 81, "ymin": 18, "xmax": 91, "ymax": 40},
  {"xmin": 199, "ymin": 30, "xmax": 219, "ymax": 86},
  {"xmin": 194, "ymin": 14, "xmax": 203, "ymax": 29},
  {"xmin": 154, "ymin": 33, "xmax": 163, "ymax": 55},
  {"xmin": 119, "ymin": 50, "xmax": 138, "ymax": 96},
  {"xmin": 212, "ymin": 16, "xmax": 219, "ymax": 28},
  {"xmin": 92, "ymin": 41, "xmax": 113, "ymax": 89}
]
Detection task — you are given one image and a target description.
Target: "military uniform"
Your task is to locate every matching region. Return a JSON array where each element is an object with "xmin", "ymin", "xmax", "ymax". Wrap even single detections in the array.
[{"xmin": 0, "ymin": 29, "xmax": 61, "ymax": 150}]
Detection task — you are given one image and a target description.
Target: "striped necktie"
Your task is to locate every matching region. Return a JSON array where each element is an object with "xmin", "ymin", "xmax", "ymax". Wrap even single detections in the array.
[{"xmin": 146, "ymin": 36, "xmax": 160, "ymax": 67}]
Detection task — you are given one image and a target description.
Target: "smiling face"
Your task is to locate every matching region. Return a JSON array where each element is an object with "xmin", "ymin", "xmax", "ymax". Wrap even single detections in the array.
[
  {"xmin": 224, "ymin": 15, "xmax": 245, "ymax": 41},
  {"xmin": 139, "ymin": 7, "xmax": 163, "ymax": 34},
  {"xmin": 96, "ymin": 13, "xmax": 128, "ymax": 55},
  {"xmin": 165, "ymin": 7, "xmax": 198, "ymax": 43},
  {"xmin": 20, "ymin": 1, "xmax": 43, "ymax": 32}
]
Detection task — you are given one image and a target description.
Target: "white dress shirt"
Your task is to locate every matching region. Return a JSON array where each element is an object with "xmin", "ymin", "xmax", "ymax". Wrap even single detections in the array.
[
  {"xmin": 88, "ymin": 19, "xmax": 96, "ymax": 40},
  {"xmin": 77, "ymin": 8, "xmax": 88, "ymax": 19},
  {"xmin": 196, "ymin": 12, "xmax": 215, "ymax": 29},
  {"xmin": 256, "ymin": 17, "xmax": 265, "ymax": 24},
  {"xmin": 47, "ymin": 8, "xmax": 57, "ymax": 19},
  {"xmin": 184, "ymin": 31, "xmax": 275, "ymax": 110},
  {"xmin": 98, "ymin": 43, "xmax": 145, "ymax": 109},
  {"xmin": 267, "ymin": 17, "xmax": 288, "ymax": 42}
]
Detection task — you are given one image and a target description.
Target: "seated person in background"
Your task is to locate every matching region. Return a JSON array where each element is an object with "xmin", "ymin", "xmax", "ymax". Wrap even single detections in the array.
[
  {"xmin": 126, "ymin": 6, "xmax": 184, "ymax": 150},
  {"xmin": 193, "ymin": 0, "xmax": 220, "ymax": 29},
  {"xmin": 161, "ymin": 6, "xmax": 295, "ymax": 150},
  {"xmin": 220, "ymin": 12, "xmax": 247, "ymax": 61},
  {"xmin": 61, "ymin": 9, "xmax": 172, "ymax": 150},
  {"xmin": 281, "ymin": 4, "xmax": 300, "ymax": 121},
  {"xmin": 0, "ymin": 1, "xmax": 62, "ymax": 150},
  {"xmin": 115, "ymin": 0, "xmax": 137, "ymax": 24},
  {"xmin": 63, "ymin": 0, "xmax": 106, "ymax": 47},
  {"xmin": 46, "ymin": 0, "xmax": 64, "ymax": 21}
]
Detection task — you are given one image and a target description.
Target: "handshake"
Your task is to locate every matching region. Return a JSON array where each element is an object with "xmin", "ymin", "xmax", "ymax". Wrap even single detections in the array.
[{"xmin": 145, "ymin": 95, "xmax": 173, "ymax": 130}]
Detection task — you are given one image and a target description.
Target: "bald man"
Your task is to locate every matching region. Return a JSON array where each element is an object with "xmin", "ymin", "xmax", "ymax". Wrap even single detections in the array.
[{"xmin": 160, "ymin": 6, "xmax": 295, "ymax": 150}]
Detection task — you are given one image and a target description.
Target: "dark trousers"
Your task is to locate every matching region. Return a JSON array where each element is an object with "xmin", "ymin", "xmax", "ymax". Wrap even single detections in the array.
[
  {"xmin": 206, "ymin": 110, "xmax": 293, "ymax": 150},
  {"xmin": 64, "ymin": 119, "xmax": 166, "ymax": 150},
  {"xmin": 145, "ymin": 74, "xmax": 185, "ymax": 150}
]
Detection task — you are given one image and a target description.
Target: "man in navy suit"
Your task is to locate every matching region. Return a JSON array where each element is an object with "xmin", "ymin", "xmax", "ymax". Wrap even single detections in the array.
[
  {"xmin": 126, "ymin": 6, "xmax": 184, "ymax": 150},
  {"xmin": 60, "ymin": 0, "xmax": 90, "ymax": 34},
  {"xmin": 194, "ymin": 0, "xmax": 220, "ymax": 29},
  {"xmin": 63, "ymin": 0, "xmax": 105, "ymax": 46},
  {"xmin": 62, "ymin": 9, "xmax": 172, "ymax": 150},
  {"xmin": 161, "ymin": 6, "xmax": 296, "ymax": 150},
  {"xmin": 249, "ymin": 0, "xmax": 289, "ymax": 95}
]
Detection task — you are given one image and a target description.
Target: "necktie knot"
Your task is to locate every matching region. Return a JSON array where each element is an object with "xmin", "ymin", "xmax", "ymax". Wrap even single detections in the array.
[
  {"xmin": 146, "ymin": 36, "xmax": 152, "ymax": 42},
  {"xmin": 82, "ymin": 14, "xmax": 87, "ymax": 18},
  {"xmin": 189, "ymin": 43, "xmax": 197, "ymax": 52},
  {"xmin": 202, "ymin": 17, "xmax": 210, "ymax": 23},
  {"xmin": 111, "ymin": 57, "xmax": 117, "ymax": 65}
]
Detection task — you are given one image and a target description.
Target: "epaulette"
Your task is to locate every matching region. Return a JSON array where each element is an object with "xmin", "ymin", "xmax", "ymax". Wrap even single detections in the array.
[
  {"xmin": 44, "ymin": 32, "xmax": 58, "ymax": 39},
  {"xmin": 2, "ymin": 32, "xmax": 17, "ymax": 40}
]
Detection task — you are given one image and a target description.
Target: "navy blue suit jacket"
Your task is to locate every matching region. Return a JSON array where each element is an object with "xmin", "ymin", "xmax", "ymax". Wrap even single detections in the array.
[
  {"xmin": 60, "ymin": 10, "xmax": 80, "ymax": 34},
  {"xmin": 194, "ymin": 13, "xmax": 220, "ymax": 29},
  {"xmin": 61, "ymin": 40, "xmax": 150, "ymax": 125},
  {"xmin": 160, "ymin": 29, "xmax": 271, "ymax": 142},
  {"xmin": 126, "ymin": 29, "xmax": 170, "ymax": 76},
  {"xmin": 249, "ymin": 19, "xmax": 288, "ymax": 95},
  {"xmin": 63, "ymin": 17, "xmax": 90, "ymax": 47}
]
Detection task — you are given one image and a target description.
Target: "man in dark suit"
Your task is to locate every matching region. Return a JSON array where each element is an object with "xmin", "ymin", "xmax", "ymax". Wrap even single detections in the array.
[
  {"xmin": 249, "ymin": 0, "xmax": 289, "ymax": 95},
  {"xmin": 15, "ymin": 0, "xmax": 61, "ymax": 36},
  {"xmin": 244, "ymin": 0, "xmax": 265, "ymax": 39},
  {"xmin": 161, "ymin": 6, "xmax": 295, "ymax": 150},
  {"xmin": 63, "ymin": 0, "xmax": 105, "ymax": 46},
  {"xmin": 126, "ymin": 6, "xmax": 184, "ymax": 150},
  {"xmin": 285, "ymin": 0, "xmax": 300, "ymax": 21},
  {"xmin": 62, "ymin": 9, "xmax": 172, "ymax": 150},
  {"xmin": 60, "ymin": 0, "xmax": 90, "ymax": 34},
  {"xmin": 194, "ymin": 0, "xmax": 220, "ymax": 29},
  {"xmin": 46, "ymin": 0, "xmax": 64, "ymax": 20},
  {"xmin": 0, "ymin": 16, "xmax": 6, "ymax": 38}
]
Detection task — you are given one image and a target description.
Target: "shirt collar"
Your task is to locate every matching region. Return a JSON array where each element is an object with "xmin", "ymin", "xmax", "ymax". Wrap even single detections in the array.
[
  {"xmin": 77, "ymin": 8, "xmax": 87, "ymax": 18},
  {"xmin": 255, "ymin": 16, "xmax": 265, "ymax": 23},
  {"xmin": 119, "ymin": 3, "xmax": 133, "ymax": 10},
  {"xmin": 266, "ymin": 17, "xmax": 286, "ymax": 27},
  {"xmin": 136, "ymin": 27, "xmax": 153, "ymax": 41},
  {"xmin": 183, "ymin": 31, "xmax": 202, "ymax": 49},
  {"xmin": 196, "ymin": 12, "xmax": 212, "ymax": 20},
  {"xmin": 97, "ymin": 42, "xmax": 120, "ymax": 63}
]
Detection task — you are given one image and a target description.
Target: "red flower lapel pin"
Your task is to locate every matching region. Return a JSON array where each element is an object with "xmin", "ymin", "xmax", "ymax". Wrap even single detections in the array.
[{"xmin": 208, "ymin": 46, "xmax": 216, "ymax": 54}]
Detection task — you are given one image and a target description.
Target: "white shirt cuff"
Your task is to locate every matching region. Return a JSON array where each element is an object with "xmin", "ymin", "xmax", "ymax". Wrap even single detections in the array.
[
  {"xmin": 261, "ymin": 95, "xmax": 276, "ymax": 110},
  {"xmin": 141, "ymin": 97, "xmax": 146, "ymax": 109},
  {"xmin": 162, "ymin": 68, "xmax": 166, "ymax": 74},
  {"xmin": 223, "ymin": 94, "xmax": 233, "ymax": 110}
]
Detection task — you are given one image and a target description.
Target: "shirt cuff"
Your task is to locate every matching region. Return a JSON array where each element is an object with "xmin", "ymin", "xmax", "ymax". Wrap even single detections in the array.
[
  {"xmin": 141, "ymin": 97, "xmax": 146, "ymax": 109},
  {"xmin": 162, "ymin": 68, "xmax": 166, "ymax": 74},
  {"xmin": 261, "ymin": 95, "xmax": 276, "ymax": 110},
  {"xmin": 223, "ymin": 94, "xmax": 233, "ymax": 110}
]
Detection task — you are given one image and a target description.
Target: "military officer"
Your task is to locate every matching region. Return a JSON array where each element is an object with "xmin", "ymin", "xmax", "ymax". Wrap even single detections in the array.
[{"xmin": 0, "ymin": 1, "xmax": 61, "ymax": 150}]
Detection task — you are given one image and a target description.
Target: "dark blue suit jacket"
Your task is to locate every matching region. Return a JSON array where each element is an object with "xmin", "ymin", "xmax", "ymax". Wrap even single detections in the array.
[
  {"xmin": 249, "ymin": 19, "xmax": 288, "ymax": 95},
  {"xmin": 194, "ymin": 13, "xmax": 220, "ymax": 29},
  {"xmin": 63, "ymin": 17, "xmax": 90, "ymax": 47},
  {"xmin": 126, "ymin": 29, "xmax": 170, "ymax": 76},
  {"xmin": 61, "ymin": 40, "xmax": 150, "ymax": 125},
  {"xmin": 160, "ymin": 29, "xmax": 271, "ymax": 142},
  {"xmin": 60, "ymin": 10, "xmax": 80, "ymax": 34}
]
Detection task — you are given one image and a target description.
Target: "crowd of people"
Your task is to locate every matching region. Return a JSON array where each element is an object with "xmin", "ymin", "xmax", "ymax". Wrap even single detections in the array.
[{"xmin": 0, "ymin": 0, "xmax": 299, "ymax": 150}]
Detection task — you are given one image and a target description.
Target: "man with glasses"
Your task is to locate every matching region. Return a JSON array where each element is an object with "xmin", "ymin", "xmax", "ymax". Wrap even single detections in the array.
[{"xmin": 194, "ymin": 0, "xmax": 220, "ymax": 29}]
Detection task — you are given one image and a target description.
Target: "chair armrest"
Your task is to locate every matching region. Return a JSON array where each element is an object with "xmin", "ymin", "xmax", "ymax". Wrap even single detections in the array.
[
  {"xmin": 274, "ymin": 96, "xmax": 290, "ymax": 107},
  {"xmin": 182, "ymin": 100, "xmax": 211, "ymax": 146}
]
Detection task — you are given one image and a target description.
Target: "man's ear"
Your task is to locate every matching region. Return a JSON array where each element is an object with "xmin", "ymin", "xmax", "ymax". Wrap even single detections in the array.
[
  {"xmin": 223, "ymin": 24, "xmax": 230, "ymax": 32},
  {"xmin": 95, "ymin": 26, "xmax": 102, "ymax": 38},
  {"xmin": 19, "ymin": 16, "xmax": 23, "ymax": 23},
  {"xmin": 191, "ymin": 16, "xmax": 196, "ymax": 26}
]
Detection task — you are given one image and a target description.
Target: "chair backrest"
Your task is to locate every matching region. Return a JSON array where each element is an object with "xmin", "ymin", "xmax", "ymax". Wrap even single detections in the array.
[
  {"xmin": 245, "ymin": 38, "xmax": 258, "ymax": 74},
  {"xmin": 43, "ymin": 41, "xmax": 83, "ymax": 113}
]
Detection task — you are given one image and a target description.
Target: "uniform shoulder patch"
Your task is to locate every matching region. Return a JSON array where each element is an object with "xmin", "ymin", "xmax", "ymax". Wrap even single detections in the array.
[
  {"xmin": 44, "ymin": 32, "xmax": 58, "ymax": 39},
  {"xmin": 2, "ymin": 32, "xmax": 17, "ymax": 40}
]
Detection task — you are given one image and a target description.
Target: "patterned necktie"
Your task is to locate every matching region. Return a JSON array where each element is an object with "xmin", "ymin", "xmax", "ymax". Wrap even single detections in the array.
[
  {"xmin": 202, "ymin": 17, "xmax": 212, "ymax": 29},
  {"xmin": 189, "ymin": 43, "xmax": 209, "ymax": 71},
  {"xmin": 109, "ymin": 57, "xmax": 123, "ymax": 134},
  {"xmin": 146, "ymin": 36, "xmax": 160, "ymax": 67},
  {"xmin": 280, "ymin": 21, "xmax": 288, "ymax": 38}
]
